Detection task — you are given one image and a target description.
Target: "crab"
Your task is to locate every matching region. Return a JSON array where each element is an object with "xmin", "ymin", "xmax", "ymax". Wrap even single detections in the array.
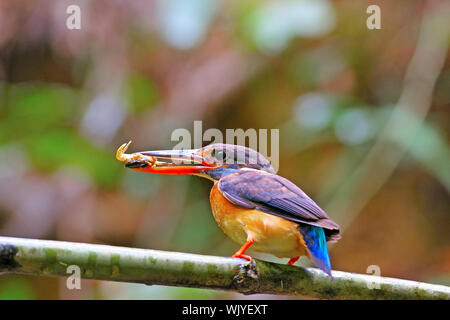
[{"xmin": 116, "ymin": 141, "xmax": 157, "ymax": 168}]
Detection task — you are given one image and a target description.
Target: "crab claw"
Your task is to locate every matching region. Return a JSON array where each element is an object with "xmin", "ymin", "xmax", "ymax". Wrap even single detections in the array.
[
  {"xmin": 116, "ymin": 141, "xmax": 133, "ymax": 162},
  {"xmin": 115, "ymin": 141, "xmax": 157, "ymax": 169}
]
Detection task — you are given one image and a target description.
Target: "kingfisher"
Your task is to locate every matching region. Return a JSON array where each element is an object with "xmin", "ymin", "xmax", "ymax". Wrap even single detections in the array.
[{"xmin": 116, "ymin": 141, "xmax": 340, "ymax": 276}]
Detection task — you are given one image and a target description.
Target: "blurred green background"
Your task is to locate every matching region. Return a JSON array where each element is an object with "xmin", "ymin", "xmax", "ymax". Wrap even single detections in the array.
[{"xmin": 0, "ymin": 0, "xmax": 449, "ymax": 299}]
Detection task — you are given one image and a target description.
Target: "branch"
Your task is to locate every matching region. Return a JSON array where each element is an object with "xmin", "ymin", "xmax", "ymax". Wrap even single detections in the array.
[{"xmin": 0, "ymin": 237, "xmax": 449, "ymax": 300}]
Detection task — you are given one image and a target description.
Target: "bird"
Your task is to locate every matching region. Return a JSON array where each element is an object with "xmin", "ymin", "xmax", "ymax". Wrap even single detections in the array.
[{"xmin": 116, "ymin": 141, "xmax": 340, "ymax": 276}]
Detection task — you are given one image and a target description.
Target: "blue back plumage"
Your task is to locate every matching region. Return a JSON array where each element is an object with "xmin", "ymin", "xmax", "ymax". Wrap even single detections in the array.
[{"xmin": 299, "ymin": 224, "xmax": 332, "ymax": 277}]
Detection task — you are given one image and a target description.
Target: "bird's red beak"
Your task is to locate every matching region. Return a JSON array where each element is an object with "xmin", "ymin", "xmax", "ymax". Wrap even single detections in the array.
[{"xmin": 116, "ymin": 141, "xmax": 216, "ymax": 175}]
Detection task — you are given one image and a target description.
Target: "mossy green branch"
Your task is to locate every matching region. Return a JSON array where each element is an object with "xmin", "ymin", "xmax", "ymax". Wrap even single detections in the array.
[{"xmin": 0, "ymin": 236, "xmax": 449, "ymax": 299}]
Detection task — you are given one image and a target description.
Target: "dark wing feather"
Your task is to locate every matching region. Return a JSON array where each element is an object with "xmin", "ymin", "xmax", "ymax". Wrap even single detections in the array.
[{"xmin": 218, "ymin": 170, "xmax": 340, "ymax": 242}]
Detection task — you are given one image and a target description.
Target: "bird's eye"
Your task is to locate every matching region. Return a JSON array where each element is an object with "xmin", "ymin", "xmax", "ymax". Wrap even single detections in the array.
[{"xmin": 212, "ymin": 149, "xmax": 227, "ymax": 161}]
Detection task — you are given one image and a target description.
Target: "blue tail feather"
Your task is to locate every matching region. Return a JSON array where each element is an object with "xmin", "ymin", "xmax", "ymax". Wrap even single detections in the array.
[{"xmin": 299, "ymin": 224, "xmax": 332, "ymax": 277}]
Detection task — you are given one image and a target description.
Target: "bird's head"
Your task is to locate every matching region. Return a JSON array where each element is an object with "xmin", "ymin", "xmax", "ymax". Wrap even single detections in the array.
[{"xmin": 117, "ymin": 142, "xmax": 274, "ymax": 181}]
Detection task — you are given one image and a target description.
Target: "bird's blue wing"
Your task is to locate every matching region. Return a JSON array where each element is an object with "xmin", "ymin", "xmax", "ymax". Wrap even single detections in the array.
[{"xmin": 218, "ymin": 170, "xmax": 340, "ymax": 241}]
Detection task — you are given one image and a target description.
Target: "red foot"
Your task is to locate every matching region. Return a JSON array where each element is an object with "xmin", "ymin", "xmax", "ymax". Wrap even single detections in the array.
[
  {"xmin": 232, "ymin": 237, "xmax": 254, "ymax": 262},
  {"xmin": 287, "ymin": 256, "xmax": 300, "ymax": 265},
  {"xmin": 232, "ymin": 253, "xmax": 253, "ymax": 262}
]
